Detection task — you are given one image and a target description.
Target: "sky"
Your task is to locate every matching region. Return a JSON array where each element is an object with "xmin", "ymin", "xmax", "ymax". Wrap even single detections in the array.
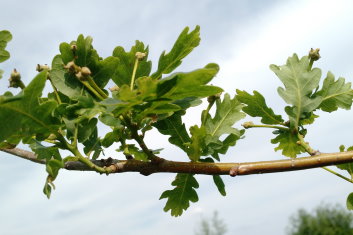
[{"xmin": 1, "ymin": 0, "xmax": 353, "ymax": 234}]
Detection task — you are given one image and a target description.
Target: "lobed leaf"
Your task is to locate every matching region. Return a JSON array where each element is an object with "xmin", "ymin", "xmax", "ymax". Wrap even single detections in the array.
[
  {"xmin": 112, "ymin": 41, "xmax": 151, "ymax": 87},
  {"xmin": 270, "ymin": 54, "xmax": 322, "ymax": 128},
  {"xmin": 271, "ymin": 130, "xmax": 305, "ymax": 158},
  {"xmin": 316, "ymin": 72, "xmax": 353, "ymax": 112},
  {"xmin": 236, "ymin": 90, "xmax": 284, "ymax": 125},
  {"xmin": 0, "ymin": 71, "xmax": 58, "ymax": 142},
  {"xmin": 152, "ymin": 26, "xmax": 200, "ymax": 79},
  {"xmin": 153, "ymin": 113, "xmax": 191, "ymax": 152},
  {"xmin": 185, "ymin": 125, "xmax": 206, "ymax": 161},
  {"xmin": 160, "ymin": 173, "xmax": 199, "ymax": 217},
  {"xmin": 205, "ymin": 93, "xmax": 245, "ymax": 139}
]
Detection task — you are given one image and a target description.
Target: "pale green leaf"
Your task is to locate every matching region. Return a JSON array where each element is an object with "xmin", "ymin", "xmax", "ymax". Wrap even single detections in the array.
[
  {"xmin": 316, "ymin": 71, "xmax": 353, "ymax": 112},
  {"xmin": 270, "ymin": 54, "xmax": 322, "ymax": 127},
  {"xmin": 205, "ymin": 93, "xmax": 245, "ymax": 138}
]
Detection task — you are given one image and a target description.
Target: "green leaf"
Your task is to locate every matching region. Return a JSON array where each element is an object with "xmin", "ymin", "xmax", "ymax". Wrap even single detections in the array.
[
  {"xmin": 270, "ymin": 54, "xmax": 322, "ymax": 128},
  {"xmin": 158, "ymin": 63, "xmax": 223, "ymax": 100},
  {"xmin": 347, "ymin": 193, "xmax": 353, "ymax": 210},
  {"xmin": 213, "ymin": 175, "xmax": 226, "ymax": 196},
  {"xmin": 271, "ymin": 130, "xmax": 305, "ymax": 158},
  {"xmin": 160, "ymin": 173, "xmax": 199, "ymax": 217},
  {"xmin": 112, "ymin": 41, "xmax": 151, "ymax": 86},
  {"xmin": 209, "ymin": 131, "xmax": 245, "ymax": 160},
  {"xmin": 236, "ymin": 90, "xmax": 283, "ymax": 125},
  {"xmin": 43, "ymin": 180, "xmax": 52, "ymax": 199},
  {"xmin": 153, "ymin": 113, "xmax": 191, "ymax": 152},
  {"xmin": 101, "ymin": 129, "xmax": 120, "ymax": 148},
  {"xmin": 59, "ymin": 42, "xmax": 74, "ymax": 64},
  {"xmin": 205, "ymin": 93, "xmax": 245, "ymax": 138},
  {"xmin": 75, "ymin": 34, "xmax": 93, "ymax": 67},
  {"xmin": 78, "ymin": 118, "xmax": 98, "ymax": 143},
  {"xmin": 185, "ymin": 125, "xmax": 206, "ymax": 161},
  {"xmin": 92, "ymin": 56, "xmax": 120, "ymax": 88},
  {"xmin": 316, "ymin": 72, "xmax": 353, "ymax": 112},
  {"xmin": 152, "ymin": 26, "xmax": 200, "ymax": 79},
  {"xmin": 50, "ymin": 55, "xmax": 89, "ymax": 98},
  {"xmin": 0, "ymin": 71, "xmax": 58, "ymax": 142},
  {"xmin": 30, "ymin": 141, "xmax": 61, "ymax": 161},
  {"xmin": 0, "ymin": 70, "xmax": 3, "ymax": 79},
  {"xmin": 0, "ymin": 30, "xmax": 12, "ymax": 63}
]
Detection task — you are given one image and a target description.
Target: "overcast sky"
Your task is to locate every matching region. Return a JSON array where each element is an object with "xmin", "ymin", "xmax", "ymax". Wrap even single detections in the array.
[{"xmin": 1, "ymin": 0, "xmax": 353, "ymax": 234}]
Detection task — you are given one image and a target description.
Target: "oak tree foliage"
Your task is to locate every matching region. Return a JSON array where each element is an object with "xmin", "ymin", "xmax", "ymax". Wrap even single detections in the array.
[{"xmin": 1, "ymin": 27, "xmax": 353, "ymax": 217}]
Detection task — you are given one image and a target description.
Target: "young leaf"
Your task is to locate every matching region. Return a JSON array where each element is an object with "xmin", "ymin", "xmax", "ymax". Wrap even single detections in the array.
[
  {"xmin": 236, "ymin": 90, "xmax": 284, "ymax": 125},
  {"xmin": 271, "ymin": 130, "xmax": 305, "ymax": 158},
  {"xmin": 112, "ymin": 41, "xmax": 151, "ymax": 86},
  {"xmin": 0, "ymin": 71, "xmax": 58, "ymax": 142},
  {"xmin": 152, "ymin": 26, "xmax": 200, "ymax": 79},
  {"xmin": 270, "ymin": 54, "xmax": 322, "ymax": 127},
  {"xmin": 0, "ymin": 30, "xmax": 12, "ymax": 63},
  {"xmin": 160, "ymin": 173, "xmax": 199, "ymax": 217},
  {"xmin": 205, "ymin": 93, "xmax": 245, "ymax": 138},
  {"xmin": 153, "ymin": 113, "xmax": 191, "ymax": 152},
  {"xmin": 316, "ymin": 72, "xmax": 353, "ymax": 112}
]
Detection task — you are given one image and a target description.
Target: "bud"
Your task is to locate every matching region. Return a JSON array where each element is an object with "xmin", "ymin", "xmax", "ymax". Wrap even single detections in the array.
[
  {"xmin": 135, "ymin": 52, "xmax": 146, "ymax": 61},
  {"xmin": 64, "ymin": 61, "xmax": 78, "ymax": 74},
  {"xmin": 207, "ymin": 92, "xmax": 222, "ymax": 103},
  {"xmin": 81, "ymin": 67, "xmax": 91, "ymax": 77},
  {"xmin": 71, "ymin": 44, "xmax": 77, "ymax": 52},
  {"xmin": 10, "ymin": 69, "xmax": 21, "ymax": 81},
  {"xmin": 36, "ymin": 64, "xmax": 50, "ymax": 72},
  {"xmin": 309, "ymin": 48, "xmax": 320, "ymax": 61},
  {"xmin": 109, "ymin": 85, "xmax": 120, "ymax": 92},
  {"xmin": 242, "ymin": 121, "xmax": 254, "ymax": 129}
]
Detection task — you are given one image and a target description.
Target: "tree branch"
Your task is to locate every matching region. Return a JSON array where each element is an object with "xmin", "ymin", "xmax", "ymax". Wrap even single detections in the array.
[{"xmin": 1, "ymin": 147, "xmax": 353, "ymax": 177}]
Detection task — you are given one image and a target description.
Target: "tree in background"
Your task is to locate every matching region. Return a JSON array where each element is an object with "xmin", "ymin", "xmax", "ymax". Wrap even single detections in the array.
[
  {"xmin": 195, "ymin": 211, "xmax": 227, "ymax": 235},
  {"xmin": 287, "ymin": 203, "xmax": 353, "ymax": 235}
]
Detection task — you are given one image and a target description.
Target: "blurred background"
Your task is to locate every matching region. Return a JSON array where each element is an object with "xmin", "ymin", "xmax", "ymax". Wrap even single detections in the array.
[{"xmin": 1, "ymin": 0, "xmax": 353, "ymax": 234}]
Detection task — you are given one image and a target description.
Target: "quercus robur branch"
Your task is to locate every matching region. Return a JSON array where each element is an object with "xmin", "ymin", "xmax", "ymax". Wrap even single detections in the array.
[
  {"xmin": 2, "ymin": 27, "xmax": 353, "ymax": 216},
  {"xmin": 2, "ymin": 147, "xmax": 353, "ymax": 177}
]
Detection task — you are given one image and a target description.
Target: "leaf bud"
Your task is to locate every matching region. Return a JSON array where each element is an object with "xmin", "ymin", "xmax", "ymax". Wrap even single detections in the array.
[
  {"xmin": 10, "ymin": 69, "xmax": 21, "ymax": 81},
  {"xmin": 207, "ymin": 92, "xmax": 222, "ymax": 103},
  {"xmin": 135, "ymin": 52, "xmax": 146, "ymax": 61},
  {"xmin": 71, "ymin": 44, "xmax": 77, "ymax": 52},
  {"xmin": 64, "ymin": 61, "xmax": 79, "ymax": 74},
  {"xmin": 36, "ymin": 64, "xmax": 50, "ymax": 72},
  {"xmin": 308, "ymin": 48, "xmax": 320, "ymax": 61},
  {"xmin": 109, "ymin": 85, "xmax": 120, "ymax": 92},
  {"xmin": 81, "ymin": 67, "xmax": 91, "ymax": 77},
  {"xmin": 242, "ymin": 121, "xmax": 254, "ymax": 129}
]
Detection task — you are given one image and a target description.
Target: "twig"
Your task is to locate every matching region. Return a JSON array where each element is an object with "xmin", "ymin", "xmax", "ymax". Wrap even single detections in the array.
[{"xmin": 2, "ymin": 147, "xmax": 353, "ymax": 177}]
